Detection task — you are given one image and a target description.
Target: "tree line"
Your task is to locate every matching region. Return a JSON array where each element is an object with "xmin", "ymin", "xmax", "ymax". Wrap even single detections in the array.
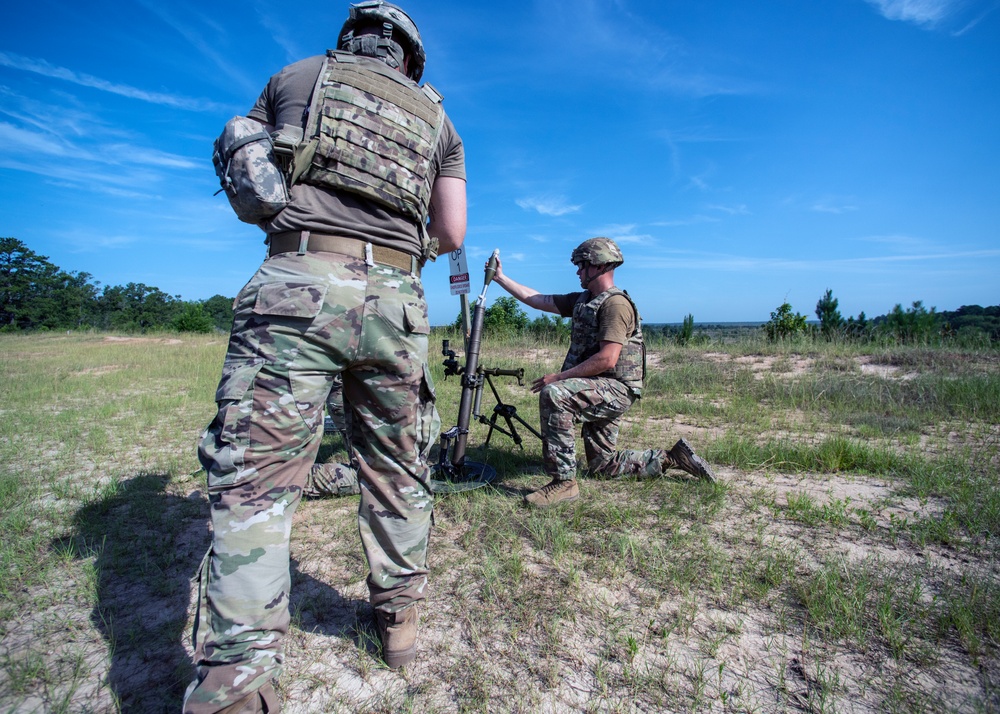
[
  {"xmin": 3, "ymin": 238, "xmax": 997, "ymax": 344},
  {"xmin": 754, "ymin": 289, "xmax": 1000, "ymax": 345},
  {"xmin": 471, "ymin": 291, "xmax": 1000, "ymax": 348},
  {"xmin": 1, "ymin": 238, "xmax": 233, "ymax": 333}
]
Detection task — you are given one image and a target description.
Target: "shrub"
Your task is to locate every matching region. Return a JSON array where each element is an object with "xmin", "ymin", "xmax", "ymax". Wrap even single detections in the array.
[{"xmin": 764, "ymin": 302, "xmax": 808, "ymax": 342}]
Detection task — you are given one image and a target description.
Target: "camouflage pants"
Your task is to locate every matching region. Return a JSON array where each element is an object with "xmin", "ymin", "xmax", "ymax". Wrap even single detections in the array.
[
  {"xmin": 539, "ymin": 377, "xmax": 669, "ymax": 480},
  {"xmin": 304, "ymin": 375, "xmax": 361, "ymax": 497},
  {"xmin": 184, "ymin": 251, "xmax": 437, "ymax": 713}
]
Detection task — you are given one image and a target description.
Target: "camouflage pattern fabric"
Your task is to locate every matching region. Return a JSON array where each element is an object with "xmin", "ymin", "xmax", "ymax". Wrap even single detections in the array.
[
  {"xmin": 212, "ymin": 116, "xmax": 289, "ymax": 224},
  {"xmin": 304, "ymin": 375, "xmax": 361, "ymax": 498},
  {"xmin": 298, "ymin": 52, "xmax": 444, "ymax": 224},
  {"xmin": 184, "ymin": 250, "xmax": 437, "ymax": 713},
  {"xmin": 539, "ymin": 376, "xmax": 670, "ymax": 480},
  {"xmin": 561, "ymin": 288, "xmax": 644, "ymax": 395},
  {"xmin": 570, "ymin": 236, "xmax": 624, "ymax": 269}
]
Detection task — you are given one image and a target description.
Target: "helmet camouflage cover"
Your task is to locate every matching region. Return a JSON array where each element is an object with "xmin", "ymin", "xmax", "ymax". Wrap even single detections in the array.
[
  {"xmin": 338, "ymin": 1, "xmax": 427, "ymax": 82},
  {"xmin": 571, "ymin": 237, "xmax": 624, "ymax": 268}
]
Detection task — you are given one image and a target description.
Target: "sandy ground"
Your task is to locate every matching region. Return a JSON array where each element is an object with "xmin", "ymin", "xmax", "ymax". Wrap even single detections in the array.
[{"xmin": 1, "ymin": 349, "xmax": 997, "ymax": 713}]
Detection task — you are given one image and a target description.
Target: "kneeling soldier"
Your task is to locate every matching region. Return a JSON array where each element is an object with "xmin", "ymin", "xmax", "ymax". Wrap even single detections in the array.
[{"xmin": 490, "ymin": 237, "xmax": 715, "ymax": 507}]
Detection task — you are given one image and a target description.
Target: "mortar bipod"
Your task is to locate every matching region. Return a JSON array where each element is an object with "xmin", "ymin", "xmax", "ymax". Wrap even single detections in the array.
[{"xmin": 474, "ymin": 367, "xmax": 542, "ymax": 448}]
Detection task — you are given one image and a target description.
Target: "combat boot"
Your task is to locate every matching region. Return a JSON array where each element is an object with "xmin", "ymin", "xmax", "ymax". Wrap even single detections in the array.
[
  {"xmin": 524, "ymin": 478, "xmax": 580, "ymax": 508},
  {"xmin": 376, "ymin": 605, "xmax": 418, "ymax": 669},
  {"xmin": 666, "ymin": 438, "xmax": 716, "ymax": 482}
]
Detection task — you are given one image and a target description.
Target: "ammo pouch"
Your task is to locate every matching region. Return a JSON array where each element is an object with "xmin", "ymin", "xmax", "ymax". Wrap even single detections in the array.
[{"xmin": 212, "ymin": 116, "xmax": 290, "ymax": 224}]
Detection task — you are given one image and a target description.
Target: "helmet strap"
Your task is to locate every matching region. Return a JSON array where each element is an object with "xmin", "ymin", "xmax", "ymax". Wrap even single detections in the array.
[
  {"xmin": 582, "ymin": 263, "xmax": 614, "ymax": 291},
  {"xmin": 344, "ymin": 27, "xmax": 406, "ymax": 73}
]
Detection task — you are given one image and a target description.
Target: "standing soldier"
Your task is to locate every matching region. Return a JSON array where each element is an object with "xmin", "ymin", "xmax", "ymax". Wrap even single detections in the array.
[
  {"xmin": 490, "ymin": 238, "xmax": 715, "ymax": 508},
  {"xmin": 186, "ymin": 2, "xmax": 466, "ymax": 712}
]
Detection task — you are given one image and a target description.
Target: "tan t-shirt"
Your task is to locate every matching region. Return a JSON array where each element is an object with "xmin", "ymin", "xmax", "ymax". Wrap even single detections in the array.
[
  {"xmin": 553, "ymin": 291, "xmax": 637, "ymax": 345},
  {"xmin": 247, "ymin": 54, "xmax": 466, "ymax": 257}
]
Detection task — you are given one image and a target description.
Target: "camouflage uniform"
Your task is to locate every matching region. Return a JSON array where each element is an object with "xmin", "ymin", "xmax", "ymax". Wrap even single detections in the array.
[
  {"xmin": 186, "ymin": 9, "xmax": 464, "ymax": 705},
  {"xmin": 304, "ymin": 375, "xmax": 361, "ymax": 498},
  {"xmin": 540, "ymin": 288, "xmax": 668, "ymax": 481},
  {"xmin": 186, "ymin": 252, "xmax": 438, "ymax": 712},
  {"xmin": 540, "ymin": 376, "xmax": 674, "ymax": 480}
]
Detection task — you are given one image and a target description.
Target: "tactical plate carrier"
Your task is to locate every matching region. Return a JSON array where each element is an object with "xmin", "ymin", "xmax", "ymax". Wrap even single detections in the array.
[
  {"xmin": 290, "ymin": 50, "xmax": 445, "ymax": 256},
  {"xmin": 562, "ymin": 288, "xmax": 646, "ymax": 396}
]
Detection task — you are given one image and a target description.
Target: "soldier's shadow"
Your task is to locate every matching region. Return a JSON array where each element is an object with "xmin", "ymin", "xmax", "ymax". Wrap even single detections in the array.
[
  {"xmin": 57, "ymin": 472, "xmax": 365, "ymax": 713},
  {"xmin": 458, "ymin": 444, "xmax": 544, "ymax": 500},
  {"xmin": 55, "ymin": 473, "xmax": 207, "ymax": 713},
  {"xmin": 288, "ymin": 560, "xmax": 380, "ymax": 660}
]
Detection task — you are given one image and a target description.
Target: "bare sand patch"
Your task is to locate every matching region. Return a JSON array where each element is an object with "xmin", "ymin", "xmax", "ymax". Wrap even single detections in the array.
[{"xmin": 102, "ymin": 335, "xmax": 184, "ymax": 345}]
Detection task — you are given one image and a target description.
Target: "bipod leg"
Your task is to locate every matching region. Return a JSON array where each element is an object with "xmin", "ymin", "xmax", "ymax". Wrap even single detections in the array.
[
  {"xmin": 480, "ymin": 373, "xmax": 521, "ymax": 448},
  {"xmin": 481, "ymin": 410, "xmax": 522, "ymax": 449},
  {"xmin": 508, "ymin": 408, "xmax": 543, "ymax": 441}
]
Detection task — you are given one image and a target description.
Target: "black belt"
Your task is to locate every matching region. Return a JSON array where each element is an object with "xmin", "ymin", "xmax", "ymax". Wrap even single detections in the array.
[{"xmin": 268, "ymin": 232, "xmax": 421, "ymax": 276}]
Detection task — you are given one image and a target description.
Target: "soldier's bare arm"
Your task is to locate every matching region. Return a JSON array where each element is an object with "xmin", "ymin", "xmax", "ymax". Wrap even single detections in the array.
[
  {"xmin": 428, "ymin": 176, "xmax": 467, "ymax": 255},
  {"xmin": 492, "ymin": 257, "xmax": 560, "ymax": 314},
  {"xmin": 530, "ymin": 340, "xmax": 622, "ymax": 392}
]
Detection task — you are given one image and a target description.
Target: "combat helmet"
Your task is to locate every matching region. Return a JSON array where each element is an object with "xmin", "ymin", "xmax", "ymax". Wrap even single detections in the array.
[
  {"xmin": 571, "ymin": 237, "xmax": 624, "ymax": 269},
  {"xmin": 338, "ymin": 0, "xmax": 427, "ymax": 82}
]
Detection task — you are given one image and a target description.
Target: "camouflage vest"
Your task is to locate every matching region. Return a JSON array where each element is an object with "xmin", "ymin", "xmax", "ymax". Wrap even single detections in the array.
[
  {"xmin": 295, "ymin": 50, "xmax": 444, "ymax": 232},
  {"xmin": 561, "ymin": 288, "xmax": 645, "ymax": 396}
]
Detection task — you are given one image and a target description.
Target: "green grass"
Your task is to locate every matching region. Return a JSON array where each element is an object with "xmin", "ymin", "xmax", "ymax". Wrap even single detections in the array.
[{"xmin": 2, "ymin": 331, "xmax": 999, "ymax": 712}]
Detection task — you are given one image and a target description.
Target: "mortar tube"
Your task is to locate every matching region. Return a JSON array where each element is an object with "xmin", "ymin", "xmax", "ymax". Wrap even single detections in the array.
[{"xmin": 450, "ymin": 296, "xmax": 486, "ymax": 469}]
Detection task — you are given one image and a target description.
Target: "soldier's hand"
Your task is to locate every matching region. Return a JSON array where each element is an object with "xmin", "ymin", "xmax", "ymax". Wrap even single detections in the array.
[
  {"xmin": 487, "ymin": 256, "xmax": 504, "ymax": 282},
  {"xmin": 531, "ymin": 372, "xmax": 560, "ymax": 393}
]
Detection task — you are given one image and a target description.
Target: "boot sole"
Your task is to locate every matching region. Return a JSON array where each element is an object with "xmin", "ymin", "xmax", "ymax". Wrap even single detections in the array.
[{"xmin": 671, "ymin": 439, "xmax": 716, "ymax": 482}]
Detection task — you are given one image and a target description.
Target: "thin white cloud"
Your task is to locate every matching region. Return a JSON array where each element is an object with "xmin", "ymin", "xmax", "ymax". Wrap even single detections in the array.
[
  {"xmin": 592, "ymin": 223, "xmax": 637, "ymax": 236},
  {"xmin": 862, "ymin": 0, "xmax": 998, "ymax": 31},
  {"xmin": 588, "ymin": 224, "xmax": 654, "ymax": 245},
  {"xmin": 0, "ymin": 158, "xmax": 164, "ymax": 198},
  {"xmin": 0, "ymin": 121, "xmax": 78, "ymax": 158},
  {"xmin": 612, "ymin": 234, "xmax": 654, "ymax": 245},
  {"xmin": 0, "ymin": 51, "xmax": 228, "ymax": 112},
  {"xmin": 516, "ymin": 196, "xmax": 583, "ymax": 217},
  {"xmin": 105, "ymin": 144, "xmax": 200, "ymax": 170},
  {"xmin": 686, "ymin": 167, "xmax": 717, "ymax": 192},
  {"xmin": 951, "ymin": 4, "xmax": 999, "ymax": 34},
  {"xmin": 651, "ymin": 215, "xmax": 721, "ymax": 227},
  {"xmin": 0, "ymin": 122, "xmax": 199, "ymax": 171},
  {"xmin": 531, "ymin": 0, "xmax": 761, "ymax": 97},
  {"xmin": 256, "ymin": 9, "xmax": 305, "ymax": 65},
  {"xmin": 857, "ymin": 233, "xmax": 935, "ymax": 249},
  {"xmin": 133, "ymin": 0, "xmax": 259, "ymax": 95},
  {"xmin": 864, "ymin": 0, "xmax": 954, "ymax": 26},
  {"xmin": 706, "ymin": 203, "xmax": 750, "ymax": 216}
]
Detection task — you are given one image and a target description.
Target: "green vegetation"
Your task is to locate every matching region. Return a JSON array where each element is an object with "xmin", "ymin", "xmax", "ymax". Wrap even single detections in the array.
[
  {"xmin": 0, "ymin": 238, "xmax": 233, "ymax": 332},
  {"xmin": 764, "ymin": 301, "xmax": 809, "ymax": 341},
  {"xmin": 7, "ymin": 239, "xmax": 999, "ymax": 349},
  {"xmin": 1, "ymin": 317, "xmax": 999, "ymax": 711},
  {"xmin": 815, "ymin": 288, "xmax": 844, "ymax": 339},
  {"xmin": 673, "ymin": 313, "xmax": 695, "ymax": 346}
]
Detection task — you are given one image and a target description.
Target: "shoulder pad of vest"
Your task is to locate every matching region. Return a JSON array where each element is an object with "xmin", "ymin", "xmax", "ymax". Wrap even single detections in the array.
[
  {"xmin": 421, "ymin": 82, "xmax": 443, "ymax": 104},
  {"xmin": 326, "ymin": 49, "xmax": 357, "ymax": 63}
]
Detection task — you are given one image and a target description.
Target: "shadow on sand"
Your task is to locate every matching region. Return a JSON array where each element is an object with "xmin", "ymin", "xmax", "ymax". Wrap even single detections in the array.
[{"xmin": 57, "ymin": 473, "xmax": 362, "ymax": 713}]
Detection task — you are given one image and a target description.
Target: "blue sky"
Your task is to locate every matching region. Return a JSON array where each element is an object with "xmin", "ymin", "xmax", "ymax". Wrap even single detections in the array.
[{"xmin": 2, "ymin": 0, "xmax": 998, "ymax": 324}]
